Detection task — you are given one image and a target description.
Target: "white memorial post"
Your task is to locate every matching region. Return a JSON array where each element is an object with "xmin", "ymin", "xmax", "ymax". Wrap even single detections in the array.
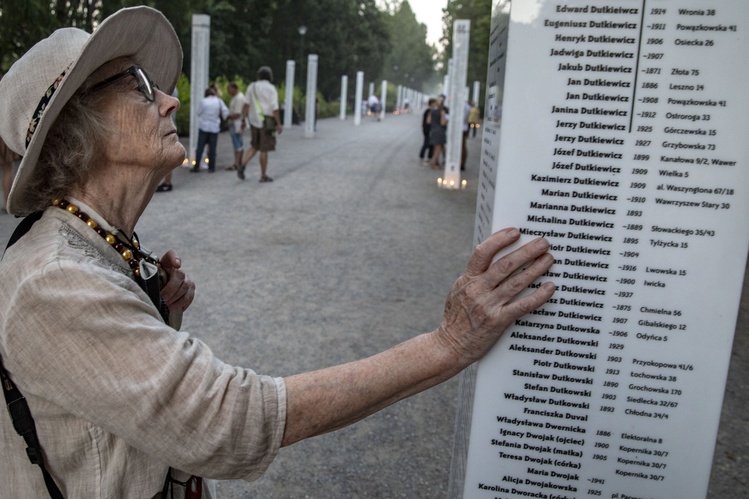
[
  {"xmin": 284, "ymin": 60, "xmax": 295, "ymax": 129},
  {"xmin": 340, "ymin": 75, "xmax": 348, "ymax": 120},
  {"xmin": 189, "ymin": 14, "xmax": 210, "ymax": 167},
  {"xmin": 454, "ymin": 1, "xmax": 749, "ymax": 498},
  {"xmin": 368, "ymin": 82, "xmax": 374, "ymax": 99},
  {"xmin": 304, "ymin": 54, "xmax": 318, "ymax": 138},
  {"xmin": 380, "ymin": 80, "xmax": 387, "ymax": 121},
  {"xmin": 354, "ymin": 71, "xmax": 364, "ymax": 126},
  {"xmin": 442, "ymin": 21, "xmax": 470, "ymax": 190},
  {"xmin": 443, "ymin": 60, "xmax": 451, "ymax": 99},
  {"xmin": 472, "ymin": 80, "xmax": 480, "ymax": 106}
]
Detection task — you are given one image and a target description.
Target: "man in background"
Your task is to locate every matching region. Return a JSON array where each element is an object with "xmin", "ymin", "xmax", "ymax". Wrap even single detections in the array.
[
  {"xmin": 239, "ymin": 66, "xmax": 282, "ymax": 182},
  {"xmin": 226, "ymin": 82, "xmax": 249, "ymax": 171}
]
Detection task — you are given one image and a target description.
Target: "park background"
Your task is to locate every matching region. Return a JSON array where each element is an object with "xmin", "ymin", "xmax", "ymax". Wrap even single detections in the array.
[
  {"xmin": 0, "ymin": 0, "xmax": 493, "ymax": 134},
  {"xmin": 0, "ymin": 1, "xmax": 747, "ymax": 497}
]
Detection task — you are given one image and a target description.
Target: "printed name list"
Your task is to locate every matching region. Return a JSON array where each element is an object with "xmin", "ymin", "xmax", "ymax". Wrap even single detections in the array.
[{"xmin": 464, "ymin": 1, "xmax": 749, "ymax": 498}]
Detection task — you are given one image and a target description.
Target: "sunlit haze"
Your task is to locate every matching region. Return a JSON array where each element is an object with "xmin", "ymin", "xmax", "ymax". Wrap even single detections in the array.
[{"xmin": 406, "ymin": 0, "xmax": 447, "ymax": 47}]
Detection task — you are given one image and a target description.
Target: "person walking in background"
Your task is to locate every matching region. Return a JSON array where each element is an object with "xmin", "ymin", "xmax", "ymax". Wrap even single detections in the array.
[
  {"xmin": 192, "ymin": 86, "xmax": 229, "ymax": 173},
  {"xmin": 367, "ymin": 93, "xmax": 381, "ymax": 121},
  {"xmin": 226, "ymin": 81, "xmax": 249, "ymax": 171},
  {"xmin": 239, "ymin": 66, "xmax": 282, "ymax": 182},
  {"xmin": 427, "ymin": 98, "xmax": 447, "ymax": 170},
  {"xmin": 418, "ymin": 98, "xmax": 437, "ymax": 165},
  {"xmin": 468, "ymin": 101, "xmax": 481, "ymax": 139}
]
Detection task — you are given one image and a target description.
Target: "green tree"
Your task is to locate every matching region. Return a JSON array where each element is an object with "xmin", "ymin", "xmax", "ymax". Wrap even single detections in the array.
[
  {"xmin": 99, "ymin": 0, "xmax": 238, "ymax": 81},
  {"xmin": 381, "ymin": 0, "xmax": 437, "ymax": 93},
  {"xmin": 440, "ymin": 0, "xmax": 492, "ymax": 105},
  {"xmin": 0, "ymin": 0, "xmax": 437, "ymax": 105},
  {"xmin": 265, "ymin": 0, "xmax": 390, "ymax": 101},
  {"xmin": 0, "ymin": 0, "xmax": 97, "ymax": 69}
]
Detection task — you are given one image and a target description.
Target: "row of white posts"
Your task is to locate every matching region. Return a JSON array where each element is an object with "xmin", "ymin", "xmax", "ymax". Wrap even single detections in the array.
[
  {"xmin": 284, "ymin": 55, "xmax": 429, "ymax": 133},
  {"xmin": 188, "ymin": 14, "xmax": 474, "ymax": 190}
]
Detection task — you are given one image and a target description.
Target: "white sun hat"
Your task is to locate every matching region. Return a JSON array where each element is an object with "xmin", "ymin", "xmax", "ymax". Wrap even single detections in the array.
[{"xmin": 0, "ymin": 6, "xmax": 183, "ymax": 215}]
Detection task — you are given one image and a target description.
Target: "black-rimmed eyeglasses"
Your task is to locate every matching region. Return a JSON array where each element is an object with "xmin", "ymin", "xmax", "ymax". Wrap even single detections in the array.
[{"xmin": 88, "ymin": 65, "xmax": 158, "ymax": 102}]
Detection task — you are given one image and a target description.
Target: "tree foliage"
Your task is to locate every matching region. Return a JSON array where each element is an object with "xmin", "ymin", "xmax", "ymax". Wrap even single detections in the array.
[
  {"xmin": 380, "ymin": 1, "xmax": 437, "ymax": 92},
  {"xmin": 264, "ymin": 0, "xmax": 391, "ymax": 100},
  {"xmin": 0, "ymin": 0, "xmax": 440, "ymax": 99},
  {"xmin": 440, "ymin": 0, "xmax": 492, "ymax": 105}
]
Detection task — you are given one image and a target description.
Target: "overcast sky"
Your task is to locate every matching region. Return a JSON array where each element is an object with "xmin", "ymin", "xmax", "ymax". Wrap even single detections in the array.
[{"xmin": 406, "ymin": 0, "xmax": 448, "ymax": 46}]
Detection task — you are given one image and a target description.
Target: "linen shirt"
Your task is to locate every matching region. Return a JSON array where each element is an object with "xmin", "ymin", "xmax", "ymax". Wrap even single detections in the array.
[
  {"xmin": 246, "ymin": 80, "xmax": 279, "ymax": 129},
  {"xmin": 0, "ymin": 207, "xmax": 286, "ymax": 498}
]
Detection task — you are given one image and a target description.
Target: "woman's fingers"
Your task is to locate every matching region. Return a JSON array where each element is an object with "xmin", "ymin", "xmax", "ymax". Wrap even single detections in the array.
[
  {"xmin": 486, "ymin": 235, "xmax": 551, "ymax": 290},
  {"xmin": 159, "ymin": 250, "xmax": 196, "ymax": 312},
  {"xmin": 436, "ymin": 229, "xmax": 556, "ymax": 365}
]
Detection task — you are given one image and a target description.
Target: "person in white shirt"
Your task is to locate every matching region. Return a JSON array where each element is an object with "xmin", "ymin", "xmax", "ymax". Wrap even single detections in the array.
[
  {"xmin": 238, "ymin": 66, "xmax": 282, "ymax": 182},
  {"xmin": 226, "ymin": 82, "xmax": 248, "ymax": 171},
  {"xmin": 367, "ymin": 94, "xmax": 381, "ymax": 121},
  {"xmin": 192, "ymin": 86, "xmax": 229, "ymax": 173}
]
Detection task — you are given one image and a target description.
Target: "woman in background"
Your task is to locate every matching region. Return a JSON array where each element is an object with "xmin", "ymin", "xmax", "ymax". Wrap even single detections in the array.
[{"xmin": 427, "ymin": 97, "xmax": 447, "ymax": 169}]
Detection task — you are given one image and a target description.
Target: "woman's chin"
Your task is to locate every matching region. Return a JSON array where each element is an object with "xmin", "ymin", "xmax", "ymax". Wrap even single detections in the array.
[{"xmin": 169, "ymin": 144, "xmax": 186, "ymax": 167}]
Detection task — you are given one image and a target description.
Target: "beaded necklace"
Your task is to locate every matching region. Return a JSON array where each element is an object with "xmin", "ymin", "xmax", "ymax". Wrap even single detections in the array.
[{"xmin": 53, "ymin": 199, "xmax": 157, "ymax": 279}]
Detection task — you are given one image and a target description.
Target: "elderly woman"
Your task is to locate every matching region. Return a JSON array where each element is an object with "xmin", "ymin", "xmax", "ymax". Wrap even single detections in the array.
[{"xmin": 0, "ymin": 7, "xmax": 555, "ymax": 499}]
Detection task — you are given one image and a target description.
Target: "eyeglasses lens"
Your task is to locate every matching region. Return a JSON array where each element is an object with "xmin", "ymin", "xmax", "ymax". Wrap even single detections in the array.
[
  {"xmin": 89, "ymin": 65, "xmax": 157, "ymax": 102},
  {"xmin": 134, "ymin": 67, "xmax": 155, "ymax": 102}
]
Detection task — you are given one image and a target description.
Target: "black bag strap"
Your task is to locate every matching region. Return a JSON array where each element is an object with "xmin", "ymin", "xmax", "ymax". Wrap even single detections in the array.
[
  {"xmin": 2, "ymin": 212, "xmax": 64, "ymax": 498},
  {"xmin": 1, "ymin": 357, "xmax": 64, "ymax": 498},
  {"xmin": 3, "ymin": 211, "xmax": 42, "ymax": 256}
]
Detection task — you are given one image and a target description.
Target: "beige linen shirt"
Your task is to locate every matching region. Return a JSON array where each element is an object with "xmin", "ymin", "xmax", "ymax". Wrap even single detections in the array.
[{"xmin": 0, "ymin": 207, "xmax": 286, "ymax": 498}]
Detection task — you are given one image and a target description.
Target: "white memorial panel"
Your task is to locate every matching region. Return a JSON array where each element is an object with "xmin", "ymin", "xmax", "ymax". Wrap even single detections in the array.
[
  {"xmin": 355, "ymin": 71, "xmax": 364, "ymax": 126},
  {"xmin": 189, "ymin": 14, "xmax": 210, "ymax": 166},
  {"xmin": 340, "ymin": 75, "xmax": 348, "ymax": 120},
  {"xmin": 284, "ymin": 60, "xmax": 295, "ymax": 129},
  {"xmin": 380, "ymin": 80, "xmax": 387, "ymax": 121},
  {"xmin": 461, "ymin": 1, "xmax": 749, "ymax": 498},
  {"xmin": 445, "ymin": 21, "xmax": 471, "ymax": 189},
  {"xmin": 304, "ymin": 54, "xmax": 318, "ymax": 138}
]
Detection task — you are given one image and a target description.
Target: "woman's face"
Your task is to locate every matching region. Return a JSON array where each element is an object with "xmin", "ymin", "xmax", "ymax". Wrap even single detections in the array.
[{"xmin": 96, "ymin": 60, "xmax": 184, "ymax": 175}]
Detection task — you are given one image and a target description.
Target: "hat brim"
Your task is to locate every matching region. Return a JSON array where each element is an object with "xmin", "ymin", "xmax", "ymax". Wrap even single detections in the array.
[{"xmin": 7, "ymin": 6, "xmax": 182, "ymax": 215}]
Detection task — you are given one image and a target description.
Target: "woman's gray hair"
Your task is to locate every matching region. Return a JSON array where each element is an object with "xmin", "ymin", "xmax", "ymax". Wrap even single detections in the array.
[
  {"xmin": 25, "ymin": 60, "xmax": 129, "ymax": 212},
  {"xmin": 26, "ymin": 92, "xmax": 110, "ymax": 210}
]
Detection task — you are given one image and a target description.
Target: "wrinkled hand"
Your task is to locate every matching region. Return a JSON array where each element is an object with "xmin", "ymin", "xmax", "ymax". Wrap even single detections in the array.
[
  {"xmin": 436, "ymin": 228, "xmax": 556, "ymax": 366},
  {"xmin": 159, "ymin": 250, "xmax": 196, "ymax": 312}
]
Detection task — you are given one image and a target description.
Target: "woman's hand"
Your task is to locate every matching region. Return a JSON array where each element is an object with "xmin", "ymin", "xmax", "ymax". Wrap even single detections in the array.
[
  {"xmin": 159, "ymin": 250, "xmax": 196, "ymax": 312},
  {"xmin": 435, "ymin": 227, "xmax": 556, "ymax": 366},
  {"xmin": 281, "ymin": 228, "xmax": 556, "ymax": 446}
]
